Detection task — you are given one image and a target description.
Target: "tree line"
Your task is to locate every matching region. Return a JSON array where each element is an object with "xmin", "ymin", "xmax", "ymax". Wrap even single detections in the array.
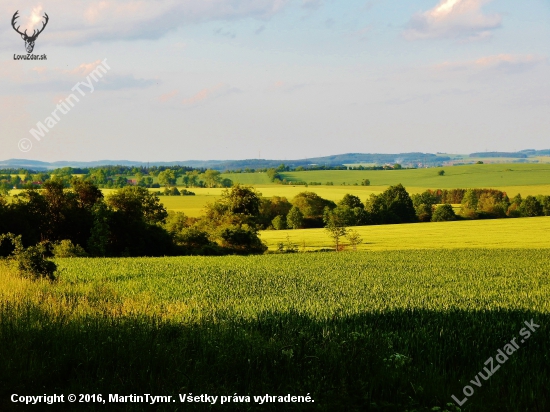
[
  {"xmin": 1, "ymin": 179, "xmax": 548, "ymax": 264},
  {"xmin": 267, "ymin": 185, "xmax": 550, "ymax": 232},
  {"xmin": 0, "ymin": 179, "xmax": 268, "ymax": 259},
  {"xmin": 0, "ymin": 166, "xmax": 232, "ymax": 193}
]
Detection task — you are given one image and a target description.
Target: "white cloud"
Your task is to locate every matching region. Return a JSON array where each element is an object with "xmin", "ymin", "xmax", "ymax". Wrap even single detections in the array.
[{"xmin": 403, "ymin": 0, "xmax": 502, "ymax": 41}]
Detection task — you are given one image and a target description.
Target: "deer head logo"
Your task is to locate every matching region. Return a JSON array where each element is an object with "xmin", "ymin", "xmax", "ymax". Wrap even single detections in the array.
[{"xmin": 11, "ymin": 10, "xmax": 49, "ymax": 54}]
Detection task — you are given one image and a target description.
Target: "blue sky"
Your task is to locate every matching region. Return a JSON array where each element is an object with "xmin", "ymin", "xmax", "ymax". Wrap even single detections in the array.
[{"xmin": 1, "ymin": 0, "xmax": 549, "ymax": 161}]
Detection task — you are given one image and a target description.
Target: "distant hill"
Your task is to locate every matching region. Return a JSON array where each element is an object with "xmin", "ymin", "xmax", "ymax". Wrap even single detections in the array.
[
  {"xmin": 469, "ymin": 150, "xmax": 550, "ymax": 158},
  {"xmin": 0, "ymin": 153, "xmax": 450, "ymax": 171},
  {"xmin": 469, "ymin": 152, "xmax": 527, "ymax": 158},
  {"xmin": 2, "ymin": 150, "xmax": 549, "ymax": 172}
]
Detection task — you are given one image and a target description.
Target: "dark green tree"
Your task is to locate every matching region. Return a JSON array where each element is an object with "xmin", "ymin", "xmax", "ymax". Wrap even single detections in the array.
[
  {"xmin": 365, "ymin": 184, "xmax": 416, "ymax": 224},
  {"xmin": 431, "ymin": 204, "xmax": 456, "ymax": 222},
  {"xmin": 286, "ymin": 206, "xmax": 304, "ymax": 229},
  {"xmin": 272, "ymin": 215, "xmax": 287, "ymax": 230},
  {"xmin": 519, "ymin": 196, "xmax": 543, "ymax": 217}
]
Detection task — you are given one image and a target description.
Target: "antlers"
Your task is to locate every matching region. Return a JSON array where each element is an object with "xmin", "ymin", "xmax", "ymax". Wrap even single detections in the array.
[{"xmin": 11, "ymin": 10, "xmax": 49, "ymax": 40}]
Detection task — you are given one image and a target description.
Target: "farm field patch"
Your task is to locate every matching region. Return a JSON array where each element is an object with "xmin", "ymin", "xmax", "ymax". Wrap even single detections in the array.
[
  {"xmin": 260, "ymin": 216, "xmax": 550, "ymax": 252},
  {"xmin": 1, "ymin": 249, "xmax": 548, "ymax": 411}
]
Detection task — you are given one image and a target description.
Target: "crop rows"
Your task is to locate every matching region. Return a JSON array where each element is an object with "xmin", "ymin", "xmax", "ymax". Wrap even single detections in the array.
[{"xmin": 1, "ymin": 249, "xmax": 549, "ymax": 411}]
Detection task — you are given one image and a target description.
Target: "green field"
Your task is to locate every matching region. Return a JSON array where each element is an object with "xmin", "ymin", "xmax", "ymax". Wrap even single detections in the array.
[
  {"xmin": 260, "ymin": 216, "xmax": 550, "ymax": 252},
  {"xmin": 1, "ymin": 249, "xmax": 548, "ymax": 411},
  {"xmin": 224, "ymin": 163, "xmax": 550, "ymax": 192}
]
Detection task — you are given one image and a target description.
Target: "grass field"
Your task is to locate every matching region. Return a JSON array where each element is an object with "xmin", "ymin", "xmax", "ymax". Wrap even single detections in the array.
[
  {"xmin": 222, "ymin": 163, "xmax": 550, "ymax": 191},
  {"xmin": 1, "ymin": 249, "xmax": 548, "ymax": 411},
  {"xmin": 260, "ymin": 216, "xmax": 550, "ymax": 252}
]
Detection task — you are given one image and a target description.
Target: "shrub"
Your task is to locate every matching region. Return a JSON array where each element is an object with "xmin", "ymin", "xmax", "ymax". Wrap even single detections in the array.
[
  {"xmin": 219, "ymin": 226, "xmax": 267, "ymax": 254},
  {"xmin": 15, "ymin": 243, "xmax": 57, "ymax": 281},
  {"xmin": 431, "ymin": 204, "xmax": 456, "ymax": 222},
  {"xmin": 52, "ymin": 240, "xmax": 88, "ymax": 258},
  {"xmin": 0, "ymin": 234, "xmax": 57, "ymax": 281}
]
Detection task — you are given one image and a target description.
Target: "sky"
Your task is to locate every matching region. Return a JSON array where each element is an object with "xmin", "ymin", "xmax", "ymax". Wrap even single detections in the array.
[{"xmin": 1, "ymin": 0, "xmax": 549, "ymax": 162}]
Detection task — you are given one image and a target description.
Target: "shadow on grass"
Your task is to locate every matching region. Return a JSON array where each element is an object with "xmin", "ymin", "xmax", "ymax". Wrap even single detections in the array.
[{"xmin": 0, "ymin": 304, "xmax": 548, "ymax": 411}]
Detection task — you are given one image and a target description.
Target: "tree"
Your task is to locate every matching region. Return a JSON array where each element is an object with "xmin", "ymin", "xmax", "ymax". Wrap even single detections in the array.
[
  {"xmin": 411, "ymin": 190, "xmax": 438, "ymax": 222},
  {"xmin": 519, "ymin": 196, "xmax": 543, "ymax": 217},
  {"xmin": 258, "ymin": 196, "xmax": 292, "ymax": 229},
  {"xmin": 329, "ymin": 204, "xmax": 368, "ymax": 227},
  {"xmin": 286, "ymin": 206, "xmax": 304, "ymax": 229},
  {"xmin": 220, "ymin": 178, "xmax": 233, "ymax": 188},
  {"xmin": 339, "ymin": 194, "xmax": 364, "ymax": 209},
  {"xmin": 107, "ymin": 186, "xmax": 168, "ymax": 225},
  {"xmin": 203, "ymin": 169, "xmax": 222, "ymax": 188},
  {"xmin": 158, "ymin": 169, "xmax": 177, "ymax": 187},
  {"xmin": 272, "ymin": 215, "xmax": 287, "ymax": 230},
  {"xmin": 365, "ymin": 184, "xmax": 416, "ymax": 224},
  {"xmin": 164, "ymin": 211, "xmax": 189, "ymax": 235},
  {"xmin": 431, "ymin": 204, "xmax": 456, "ymax": 222},
  {"xmin": 292, "ymin": 192, "xmax": 336, "ymax": 227},
  {"xmin": 219, "ymin": 226, "xmax": 267, "ymax": 254},
  {"xmin": 536, "ymin": 195, "xmax": 550, "ymax": 216},
  {"xmin": 52, "ymin": 240, "xmax": 88, "ymax": 258},
  {"xmin": 186, "ymin": 171, "xmax": 200, "ymax": 187},
  {"xmin": 477, "ymin": 193, "xmax": 507, "ymax": 218},
  {"xmin": 175, "ymin": 227, "xmax": 218, "ymax": 254},
  {"xmin": 460, "ymin": 189, "xmax": 478, "ymax": 218},
  {"xmin": 223, "ymin": 185, "xmax": 262, "ymax": 217},
  {"xmin": 87, "ymin": 202, "xmax": 111, "ymax": 257},
  {"xmin": 438, "ymin": 170, "xmax": 445, "ymax": 176},
  {"xmin": 323, "ymin": 207, "xmax": 348, "ymax": 251},
  {"xmin": 346, "ymin": 229, "xmax": 363, "ymax": 251}
]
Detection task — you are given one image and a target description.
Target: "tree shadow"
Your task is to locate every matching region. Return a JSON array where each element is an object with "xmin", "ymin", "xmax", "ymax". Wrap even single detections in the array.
[{"xmin": 0, "ymin": 305, "xmax": 548, "ymax": 411}]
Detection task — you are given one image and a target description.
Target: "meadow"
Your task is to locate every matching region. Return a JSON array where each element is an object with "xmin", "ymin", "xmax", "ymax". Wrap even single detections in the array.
[
  {"xmin": 1, "ymin": 249, "xmax": 549, "ymax": 411},
  {"xmin": 224, "ymin": 163, "xmax": 550, "ymax": 194},
  {"xmin": 260, "ymin": 216, "xmax": 550, "ymax": 252}
]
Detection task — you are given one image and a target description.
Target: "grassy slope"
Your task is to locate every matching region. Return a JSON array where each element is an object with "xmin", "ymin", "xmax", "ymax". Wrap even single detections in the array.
[
  {"xmin": 222, "ymin": 163, "xmax": 550, "ymax": 191},
  {"xmin": 1, "ymin": 250, "xmax": 548, "ymax": 411},
  {"xmin": 260, "ymin": 216, "xmax": 550, "ymax": 252}
]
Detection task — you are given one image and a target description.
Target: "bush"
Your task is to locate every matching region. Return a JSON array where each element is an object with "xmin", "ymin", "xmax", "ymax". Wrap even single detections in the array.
[
  {"xmin": 15, "ymin": 243, "xmax": 57, "ymax": 281},
  {"xmin": 176, "ymin": 227, "xmax": 217, "ymax": 252},
  {"xmin": 219, "ymin": 226, "xmax": 267, "ymax": 254},
  {"xmin": 431, "ymin": 204, "xmax": 456, "ymax": 222},
  {"xmin": 52, "ymin": 240, "xmax": 88, "ymax": 258},
  {"xmin": 0, "ymin": 234, "xmax": 57, "ymax": 281}
]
